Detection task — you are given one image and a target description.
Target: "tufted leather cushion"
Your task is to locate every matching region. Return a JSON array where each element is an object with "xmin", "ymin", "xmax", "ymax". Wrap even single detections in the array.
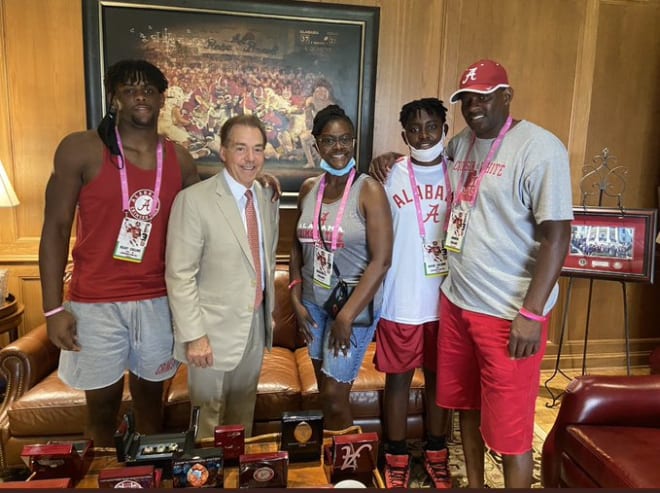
[
  {"xmin": 562, "ymin": 425, "xmax": 660, "ymax": 487},
  {"xmin": 8, "ymin": 372, "xmax": 132, "ymax": 436}
]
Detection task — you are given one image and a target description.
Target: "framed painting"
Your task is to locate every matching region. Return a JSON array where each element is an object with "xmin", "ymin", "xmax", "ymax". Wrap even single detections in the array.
[
  {"xmin": 82, "ymin": 0, "xmax": 379, "ymax": 207},
  {"xmin": 562, "ymin": 207, "xmax": 657, "ymax": 283}
]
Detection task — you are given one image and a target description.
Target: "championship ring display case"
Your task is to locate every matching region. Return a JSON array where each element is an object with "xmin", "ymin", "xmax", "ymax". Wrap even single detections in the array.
[
  {"xmin": 239, "ymin": 451, "xmax": 288, "ymax": 488},
  {"xmin": 20, "ymin": 440, "xmax": 93, "ymax": 482},
  {"xmin": 113, "ymin": 407, "xmax": 199, "ymax": 478},
  {"xmin": 324, "ymin": 432, "xmax": 379, "ymax": 485},
  {"xmin": 214, "ymin": 424, "xmax": 245, "ymax": 464},
  {"xmin": 280, "ymin": 410, "xmax": 324, "ymax": 463}
]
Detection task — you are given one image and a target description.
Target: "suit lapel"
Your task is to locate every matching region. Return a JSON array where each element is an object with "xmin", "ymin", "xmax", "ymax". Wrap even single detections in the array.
[
  {"xmin": 214, "ymin": 173, "xmax": 254, "ymax": 269},
  {"xmin": 255, "ymin": 184, "xmax": 272, "ymax": 268}
]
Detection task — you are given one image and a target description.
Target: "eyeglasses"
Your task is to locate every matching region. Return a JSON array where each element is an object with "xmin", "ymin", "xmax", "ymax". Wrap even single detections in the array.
[{"xmin": 317, "ymin": 135, "xmax": 355, "ymax": 148}]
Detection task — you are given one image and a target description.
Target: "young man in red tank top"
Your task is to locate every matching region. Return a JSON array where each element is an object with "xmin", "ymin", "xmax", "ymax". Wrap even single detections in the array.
[{"xmin": 38, "ymin": 60, "xmax": 200, "ymax": 446}]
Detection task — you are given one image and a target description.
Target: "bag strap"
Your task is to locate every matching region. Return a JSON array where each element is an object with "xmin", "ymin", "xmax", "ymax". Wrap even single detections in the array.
[{"xmin": 317, "ymin": 199, "xmax": 342, "ymax": 280}]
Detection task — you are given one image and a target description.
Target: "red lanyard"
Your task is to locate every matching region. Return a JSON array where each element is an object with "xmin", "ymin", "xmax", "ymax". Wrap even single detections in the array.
[
  {"xmin": 406, "ymin": 157, "xmax": 451, "ymax": 242},
  {"xmin": 114, "ymin": 128, "xmax": 163, "ymax": 219},
  {"xmin": 453, "ymin": 116, "xmax": 512, "ymax": 208},
  {"xmin": 312, "ymin": 168, "xmax": 356, "ymax": 251}
]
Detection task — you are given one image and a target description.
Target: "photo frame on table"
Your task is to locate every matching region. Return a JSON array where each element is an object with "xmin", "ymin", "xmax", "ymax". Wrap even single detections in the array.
[
  {"xmin": 82, "ymin": 0, "xmax": 380, "ymax": 208},
  {"xmin": 562, "ymin": 206, "xmax": 657, "ymax": 283}
]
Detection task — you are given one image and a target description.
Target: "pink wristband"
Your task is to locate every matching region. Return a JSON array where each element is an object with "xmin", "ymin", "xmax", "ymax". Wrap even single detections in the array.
[
  {"xmin": 518, "ymin": 307, "xmax": 547, "ymax": 322},
  {"xmin": 44, "ymin": 306, "xmax": 65, "ymax": 318},
  {"xmin": 288, "ymin": 279, "xmax": 303, "ymax": 290}
]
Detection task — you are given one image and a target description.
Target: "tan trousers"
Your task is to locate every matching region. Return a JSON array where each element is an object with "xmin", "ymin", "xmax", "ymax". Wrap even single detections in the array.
[{"xmin": 187, "ymin": 307, "xmax": 265, "ymax": 439}]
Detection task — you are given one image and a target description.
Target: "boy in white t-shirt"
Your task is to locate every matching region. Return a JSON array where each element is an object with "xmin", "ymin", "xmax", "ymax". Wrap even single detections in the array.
[{"xmin": 375, "ymin": 98, "xmax": 452, "ymax": 489}]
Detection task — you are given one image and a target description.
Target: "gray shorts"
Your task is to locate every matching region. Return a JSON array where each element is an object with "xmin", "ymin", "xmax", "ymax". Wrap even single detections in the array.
[{"xmin": 58, "ymin": 296, "xmax": 179, "ymax": 390}]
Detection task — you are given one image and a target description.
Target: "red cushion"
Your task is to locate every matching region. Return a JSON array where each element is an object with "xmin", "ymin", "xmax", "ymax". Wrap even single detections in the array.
[{"xmin": 564, "ymin": 425, "xmax": 660, "ymax": 487}]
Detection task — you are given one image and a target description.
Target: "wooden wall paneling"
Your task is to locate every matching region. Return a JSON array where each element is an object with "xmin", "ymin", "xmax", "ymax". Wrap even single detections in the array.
[
  {"xmin": 437, "ymin": 0, "xmax": 463, "ymax": 130},
  {"xmin": 562, "ymin": 0, "xmax": 660, "ymax": 353},
  {"xmin": 0, "ymin": 0, "xmax": 20, "ymax": 248},
  {"xmin": 0, "ymin": 263, "xmax": 41, "ymax": 343},
  {"xmin": 586, "ymin": 0, "xmax": 660, "ymax": 210},
  {"xmin": 1, "ymin": 0, "xmax": 85, "ymax": 255},
  {"xmin": 450, "ymin": 0, "xmax": 583, "ymax": 144},
  {"xmin": 369, "ymin": 0, "xmax": 444, "ymax": 159},
  {"xmin": 566, "ymin": 0, "xmax": 599, "ymax": 205}
]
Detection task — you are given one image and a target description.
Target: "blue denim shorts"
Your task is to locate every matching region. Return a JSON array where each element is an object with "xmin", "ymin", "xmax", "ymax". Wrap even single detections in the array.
[
  {"xmin": 58, "ymin": 296, "xmax": 179, "ymax": 390},
  {"xmin": 302, "ymin": 299, "xmax": 379, "ymax": 384}
]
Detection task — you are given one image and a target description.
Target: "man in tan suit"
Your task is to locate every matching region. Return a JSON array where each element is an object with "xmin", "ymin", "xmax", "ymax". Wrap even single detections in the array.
[{"xmin": 166, "ymin": 114, "xmax": 279, "ymax": 438}]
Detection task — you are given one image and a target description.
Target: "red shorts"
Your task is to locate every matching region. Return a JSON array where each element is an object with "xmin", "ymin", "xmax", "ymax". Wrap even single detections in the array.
[
  {"xmin": 374, "ymin": 318, "xmax": 438, "ymax": 373},
  {"xmin": 436, "ymin": 294, "xmax": 548, "ymax": 455}
]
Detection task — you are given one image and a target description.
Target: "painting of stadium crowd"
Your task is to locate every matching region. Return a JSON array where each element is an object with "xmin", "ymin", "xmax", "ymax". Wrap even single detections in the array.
[
  {"xmin": 84, "ymin": 0, "xmax": 378, "ymax": 202},
  {"xmin": 562, "ymin": 207, "xmax": 657, "ymax": 283}
]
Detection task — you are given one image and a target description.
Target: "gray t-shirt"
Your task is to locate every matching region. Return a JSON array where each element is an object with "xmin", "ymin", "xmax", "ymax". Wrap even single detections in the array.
[{"xmin": 442, "ymin": 120, "xmax": 573, "ymax": 319}]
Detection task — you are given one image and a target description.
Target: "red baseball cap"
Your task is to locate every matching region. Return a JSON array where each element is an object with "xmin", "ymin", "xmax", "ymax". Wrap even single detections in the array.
[{"xmin": 450, "ymin": 59, "xmax": 510, "ymax": 103}]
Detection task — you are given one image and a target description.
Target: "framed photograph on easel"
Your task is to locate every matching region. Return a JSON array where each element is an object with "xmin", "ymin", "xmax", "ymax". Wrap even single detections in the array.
[{"xmin": 562, "ymin": 206, "xmax": 657, "ymax": 283}]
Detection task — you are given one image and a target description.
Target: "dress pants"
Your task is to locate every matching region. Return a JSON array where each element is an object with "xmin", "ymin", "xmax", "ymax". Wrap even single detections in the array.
[{"xmin": 187, "ymin": 306, "xmax": 266, "ymax": 439}]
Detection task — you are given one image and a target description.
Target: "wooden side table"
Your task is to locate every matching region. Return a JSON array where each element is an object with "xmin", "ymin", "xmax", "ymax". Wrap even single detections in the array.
[{"xmin": 0, "ymin": 294, "xmax": 24, "ymax": 343}]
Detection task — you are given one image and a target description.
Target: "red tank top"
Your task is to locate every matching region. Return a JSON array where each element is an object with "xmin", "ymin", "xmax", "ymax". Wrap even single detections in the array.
[{"xmin": 70, "ymin": 139, "xmax": 183, "ymax": 302}]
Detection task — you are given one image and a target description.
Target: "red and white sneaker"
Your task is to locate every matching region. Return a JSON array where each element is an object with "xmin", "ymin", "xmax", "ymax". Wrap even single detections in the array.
[
  {"xmin": 424, "ymin": 448, "xmax": 451, "ymax": 488},
  {"xmin": 384, "ymin": 453, "xmax": 411, "ymax": 488}
]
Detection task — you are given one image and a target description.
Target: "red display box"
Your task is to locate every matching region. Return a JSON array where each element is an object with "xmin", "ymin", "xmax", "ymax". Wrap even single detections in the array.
[
  {"xmin": 20, "ymin": 440, "xmax": 93, "ymax": 482},
  {"xmin": 239, "ymin": 451, "xmax": 288, "ymax": 488},
  {"xmin": 0, "ymin": 478, "xmax": 73, "ymax": 488},
  {"xmin": 98, "ymin": 464, "xmax": 162, "ymax": 488},
  {"xmin": 325, "ymin": 432, "xmax": 378, "ymax": 485},
  {"xmin": 214, "ymin": 424, "xmax": 245, "ymax": 463}
]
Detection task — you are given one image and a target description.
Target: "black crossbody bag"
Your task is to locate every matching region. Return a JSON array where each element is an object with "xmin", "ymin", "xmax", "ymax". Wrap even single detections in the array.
[{"xmin": 318, "ymin": 207, "xmax": 374, "ymax": 327}]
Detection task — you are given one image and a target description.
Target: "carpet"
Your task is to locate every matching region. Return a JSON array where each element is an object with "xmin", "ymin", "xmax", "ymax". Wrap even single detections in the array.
[{"xmin": 406, "ymin": 419, "xmax": 544, "ymax": 488}]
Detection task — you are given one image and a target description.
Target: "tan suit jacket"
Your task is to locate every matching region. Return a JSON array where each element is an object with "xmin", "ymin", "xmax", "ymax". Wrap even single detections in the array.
[{"xmin": 165, "ymin": 172, "xmax": 279, "ymax": 371}]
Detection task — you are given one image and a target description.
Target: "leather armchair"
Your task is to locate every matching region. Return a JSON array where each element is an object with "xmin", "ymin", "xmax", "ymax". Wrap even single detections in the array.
[{"xmin": 541, "ymin": 374, "xmax": 660, "ymax": 488}]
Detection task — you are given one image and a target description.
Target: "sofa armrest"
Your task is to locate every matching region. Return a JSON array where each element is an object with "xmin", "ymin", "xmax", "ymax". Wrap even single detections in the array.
[
  {"xmin": 542, "ymin": 374, "xmax": 660, "ymax": 487},
  {"xmin": 554, "ymin": 375, "xmax": 660, "ymax": 426},
  {"xmin": 0, "ymin": 323, "xmax": 60, "ymax": 419}
]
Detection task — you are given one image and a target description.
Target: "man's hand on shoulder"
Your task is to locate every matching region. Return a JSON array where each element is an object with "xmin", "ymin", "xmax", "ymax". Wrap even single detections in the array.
[
  {"xmin": 369, "ymin": 152, "xmax": 402, "ymax": 183},
  {"xmin": 257, "ymin": 172, "xmax": 282, "ymax": 202}
]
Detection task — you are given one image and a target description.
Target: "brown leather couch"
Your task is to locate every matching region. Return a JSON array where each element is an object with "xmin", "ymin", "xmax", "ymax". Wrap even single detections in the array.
[
  {"xmin": 541, "ymin": 374, "xmax": 660, "ymax": 488},
  {"xmin": 0, "ymin": 264, "xmax": 425, "ymax": 470}
]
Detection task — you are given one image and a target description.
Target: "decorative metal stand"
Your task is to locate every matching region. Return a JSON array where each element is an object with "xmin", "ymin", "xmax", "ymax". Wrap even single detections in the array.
[{"xmin": 544, "ymin": 148, "xmax": 631, "ymax": 407}]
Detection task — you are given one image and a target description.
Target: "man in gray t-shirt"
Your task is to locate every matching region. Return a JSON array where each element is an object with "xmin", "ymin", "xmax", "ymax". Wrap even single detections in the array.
[{"xmin": 438, "ymin": 59, "xmax": 573, "ymax": 489}]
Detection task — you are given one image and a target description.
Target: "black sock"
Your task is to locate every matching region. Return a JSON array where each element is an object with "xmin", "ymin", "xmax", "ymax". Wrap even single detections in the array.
[
  {"xmin": 385, "ymin": 439, "xmax": 408, "ymax": 455},
  {"xmin": 425, "ymin": 434, "xmax": 447, "ymax": 451}
]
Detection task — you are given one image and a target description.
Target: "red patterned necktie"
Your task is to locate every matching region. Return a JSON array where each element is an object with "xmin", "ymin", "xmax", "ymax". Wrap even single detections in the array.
[{"xmin": 245, "ymin": 190, "xmax": 263, "ymax": 308}]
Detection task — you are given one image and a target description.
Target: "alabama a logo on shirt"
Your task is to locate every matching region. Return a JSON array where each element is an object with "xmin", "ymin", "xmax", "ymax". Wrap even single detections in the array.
[{"xmin": 129, "ymin": 189, "xmax": 160, "ymax": 221}]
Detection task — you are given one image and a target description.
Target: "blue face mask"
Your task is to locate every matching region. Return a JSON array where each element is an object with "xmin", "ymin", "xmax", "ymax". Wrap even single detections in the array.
[{"xmin": 319, "ymin": 157, "xmax": 356, "ymax": 176}]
